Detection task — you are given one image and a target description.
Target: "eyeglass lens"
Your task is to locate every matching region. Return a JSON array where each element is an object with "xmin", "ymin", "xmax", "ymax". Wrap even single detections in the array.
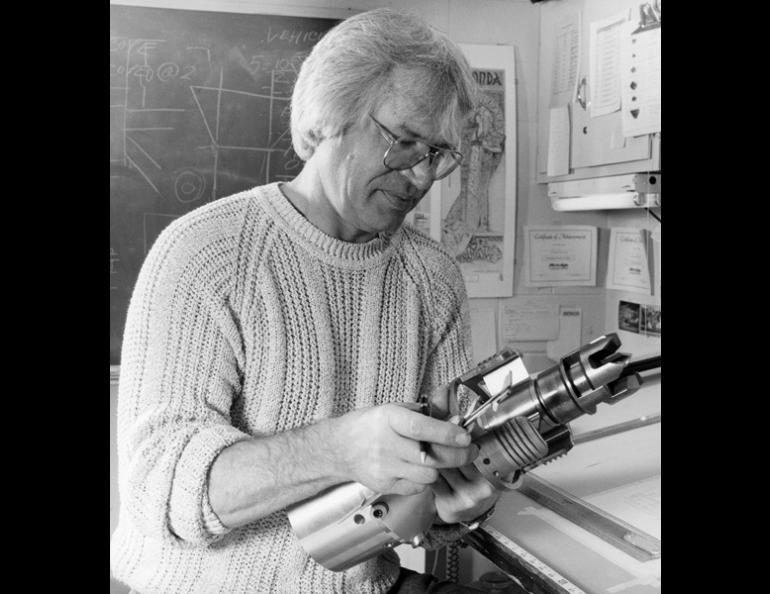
[
  {"xmin": 372, "ymin": 115, "xmax": 462, "ymax": 180},
  {"xmin": 384, "ymin": 142, "xmax": 460, "ymax": 179}
]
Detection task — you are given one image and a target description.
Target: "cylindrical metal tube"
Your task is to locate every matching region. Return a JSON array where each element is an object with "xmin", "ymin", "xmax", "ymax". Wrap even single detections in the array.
[
  {"xmin": 473, "ymin": 416, "xmax": 548, "ymax": 488},
  {"xmin": 287, "ymin": 484, "xmax": 436, "ymax": 571}
]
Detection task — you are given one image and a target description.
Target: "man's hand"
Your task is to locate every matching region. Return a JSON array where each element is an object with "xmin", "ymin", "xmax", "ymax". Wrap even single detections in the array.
[
  {"xmin": 335, "ymin": 403, "xmax": 478, "ymax": 496},
  {"xmin": 432, "ymin": 464, "xmax": 500, "ymax": 525}
]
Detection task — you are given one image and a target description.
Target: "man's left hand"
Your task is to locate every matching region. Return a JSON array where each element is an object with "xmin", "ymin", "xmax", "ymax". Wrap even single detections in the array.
[{"xmin": 431, "ymin": 463, "xmax": 500, "ymax": 525}]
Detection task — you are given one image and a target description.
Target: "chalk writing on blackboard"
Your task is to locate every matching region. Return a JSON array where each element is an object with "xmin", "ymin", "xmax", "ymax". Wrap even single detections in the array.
[{"xmin": 109, "ymin": 5, "xmax": 340, "ymax": 365}]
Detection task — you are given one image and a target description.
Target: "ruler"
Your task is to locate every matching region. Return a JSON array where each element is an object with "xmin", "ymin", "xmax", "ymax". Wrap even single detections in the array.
[
  {"xmin": 464, "ymin": 524, "xmax": 587, "ymax": 594},
  {"xmin": 517, "ymin": 474, "xmax": 661, "ymax": 562}
]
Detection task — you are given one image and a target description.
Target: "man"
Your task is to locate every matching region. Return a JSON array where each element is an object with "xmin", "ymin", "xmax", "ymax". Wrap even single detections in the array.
[{"xmin": 111, "ymin": 8, "xmax": 506, "ymax": 593}]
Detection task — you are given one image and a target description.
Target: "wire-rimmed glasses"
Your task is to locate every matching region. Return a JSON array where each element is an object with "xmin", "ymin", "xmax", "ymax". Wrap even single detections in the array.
[{"xmin": 369, "ymin": 114, "xmax": 463, "ymax": 181}]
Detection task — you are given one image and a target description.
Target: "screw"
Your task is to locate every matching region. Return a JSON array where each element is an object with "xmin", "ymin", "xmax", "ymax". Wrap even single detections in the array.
[{"xmin": 371, "ymin": 503, "xmax": 389, "ymax": 519}]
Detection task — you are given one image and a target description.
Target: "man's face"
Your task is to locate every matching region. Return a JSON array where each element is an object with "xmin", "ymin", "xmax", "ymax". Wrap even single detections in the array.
[{"xmin": 317, "ymin": 72, "xmax": 454, "ymax": 242}]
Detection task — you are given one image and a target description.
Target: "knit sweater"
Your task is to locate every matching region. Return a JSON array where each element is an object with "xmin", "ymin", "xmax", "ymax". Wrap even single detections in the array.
[{"xmin": 110, "ymin": 182, "xmax": 474, "ymax": 594}]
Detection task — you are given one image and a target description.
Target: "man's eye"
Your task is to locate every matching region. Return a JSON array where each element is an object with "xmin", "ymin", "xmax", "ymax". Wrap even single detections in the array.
[{"xmin": 396, "ymin": 139, "xmax": 419, "ymax": 149}]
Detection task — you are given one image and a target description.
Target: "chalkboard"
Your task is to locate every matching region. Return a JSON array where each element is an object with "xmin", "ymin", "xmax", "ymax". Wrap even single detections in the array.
[{"xmin": 110, "ymin": 4, "xmax": 341, "ymax": 365}]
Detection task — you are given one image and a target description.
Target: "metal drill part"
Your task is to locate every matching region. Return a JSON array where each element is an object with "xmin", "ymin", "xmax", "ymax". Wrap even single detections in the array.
[{"xmin": 474, "ymin": 416, "xmax": 548, "ymax": 488}]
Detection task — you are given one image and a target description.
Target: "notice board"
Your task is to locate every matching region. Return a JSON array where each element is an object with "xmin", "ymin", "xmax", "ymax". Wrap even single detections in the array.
[{"xmin": 109, "ymin": 4, "xmax": 341, "ymax": 365}]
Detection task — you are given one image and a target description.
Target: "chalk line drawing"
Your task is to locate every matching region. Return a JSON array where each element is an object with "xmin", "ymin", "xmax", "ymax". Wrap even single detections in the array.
[
  {"xmin": 186, "ymin": 46, "xmax": 211, "ymax": 64},
  {"xmin": 174, "ymin": 169, "xmax": 206, "ymax": 203},
  {"xmin": 126, "ymin": 108, "xmax": 187, "ymax": 112},
  {"xmin": 126, "ymin": 154, "xmax": 161, "ymax": 196},
  {"xmin": 110, "ymin": 247, "xmax": 120, "ymax": 289},
  {"xmin": 127, "ymin": 136, "xmax": 161, "ymax": 170},
  {"xmin": 112, "ymin": 35, "xmax": 307, "ymax": 200}
]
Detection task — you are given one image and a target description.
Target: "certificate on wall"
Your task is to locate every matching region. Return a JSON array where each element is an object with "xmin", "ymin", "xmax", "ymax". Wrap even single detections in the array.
[
  {"xmin": 524, "ymin": 226, "xmax": 597, "ymax": 287},
  {"xmin": 606, "ymin": 228, "xmax": 652, "ymax": 295}
]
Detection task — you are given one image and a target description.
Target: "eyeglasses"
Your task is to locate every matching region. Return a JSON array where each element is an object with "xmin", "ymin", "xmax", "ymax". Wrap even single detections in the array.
[{"xmin": 369, "ymin": 114, "xmax": 463, "ymax": 181}]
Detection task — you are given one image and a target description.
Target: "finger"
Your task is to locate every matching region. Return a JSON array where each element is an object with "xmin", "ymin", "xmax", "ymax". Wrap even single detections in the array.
[
  {"xmin": 388, "ymin": 406, "xmax": 471, "ymax": 447},
  {"xmin": 438, "ymin": 467, "xmax": 471, "ymax": 491},
  {"xmin": 394, "ymin": 401, "xmax": 426, "ymax": 412},
  {"xmin": 429, "ymin": 381, "xmax": 461, "ymax": 420},
  {"xmin": 424, "ymin": 443, "xmax": 479, "ymax": 468},
  {"xmin": 391, "ymin": 479, "xmax": 429, "ymax": 497},
  {"xmin": 427, "ymin": 384, "xmax": 450, "ymax": 419},
  {"xmin": 443, "ymin": 466, "xmax": 497, "ymax": 501},
  {"xmin": 395, "ymin": 461, "xmax": 439, "ymax": 486},
  {"xmin": 387, "ymin": 434, "xmax": 426, "ymax": 464},
  {"xmin": 430, "ymin": 473, "xmax": 453, "ymax": 498},
  {"xmin": 457, "ymin": 463, "xmax": 484, "ymax": 481}
]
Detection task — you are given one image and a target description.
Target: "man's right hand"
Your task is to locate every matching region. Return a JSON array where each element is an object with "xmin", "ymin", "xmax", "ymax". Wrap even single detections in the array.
[{"xmin": 333, "ymin": 403, "xmax": 479, "ymax": 496}]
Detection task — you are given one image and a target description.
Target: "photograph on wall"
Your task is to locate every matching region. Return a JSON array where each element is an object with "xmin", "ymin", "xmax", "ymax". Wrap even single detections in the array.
[
  {"xmin": 641, "ymin": 304, "xmax": 661, "ymax": 336},
  {"xmin": 618, "ymin": 300, "xmax": 641, "ymax": 333},
  {"xmin": 437, "ymin": 44, "xmax": 517, "ymax": 298}
]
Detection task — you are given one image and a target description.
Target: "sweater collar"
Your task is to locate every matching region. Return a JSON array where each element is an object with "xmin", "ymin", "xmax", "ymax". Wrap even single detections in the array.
[{"xmin": 263, "ymin": 182, "xmax": 402, "ymax": 265}]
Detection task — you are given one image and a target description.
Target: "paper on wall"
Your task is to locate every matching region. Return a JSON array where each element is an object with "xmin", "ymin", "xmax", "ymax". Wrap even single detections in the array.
[
  {"xmin": 650, "ymin": 230, "xmax": 660, "ymax": 298},
  {"xmin": 606, "ymin": 228, "xmax": 652, "ymax": 295},
  {"xmin": 620, "ymin": 22, "xmax": 661, "ymax": 137},
  {"xmin": 499, "ymin": 298, "xmax": 560, "ymax": 343},
  {"xmin": 550, "ymin": 11, "xmax": 581, "ymax": 108},
  {"xmin": 546, "ymin": 307, "xmax": 582, "ymax": 361},
  {"xmin": 589, "ymin": 12, "xmax": 627, "ymax": 117},
  {"xmin": 546, "ymin": 105, "xmax": 571, "ymax": 176}
]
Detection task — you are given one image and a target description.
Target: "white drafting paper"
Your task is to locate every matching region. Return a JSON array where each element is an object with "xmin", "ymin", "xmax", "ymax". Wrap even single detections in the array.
[
  {"xmin": 620, "ymin": 23, "xmax": 661, "ymax": 137},
  {"xmin": 585, "ymin": 475, "xmax": 661, "ymax": 540},
  {"xmin": 550, "ymin": 11, "xmax": 581, "ymax": 108},
  {"xmin": 546, "ymin": 105, "xmax": 571, "ymax": 177},
  {"xmin": 589, "ymin": 12, "xmax": 627, "ymax": 117},
  {"xmin": 524, "ymin": 226, "xmax": 597, "ymax": 287},
  {"xmin": 546, "ymin": 307, "xmax": 582, "ymax": 361},
  {"xmin": 469, "ymin": 304, "xmax": 498, "ymax": 361},
  {"xmin": 498, "ymin": 298, "xmax": 560, "ymax": 343},
  {"xmin": 606, "ymin": 228, "xmax": 652, "ymax": 295}
]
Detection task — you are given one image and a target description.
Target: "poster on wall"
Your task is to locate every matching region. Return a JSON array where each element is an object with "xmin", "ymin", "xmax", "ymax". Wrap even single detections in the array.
[{"xmin": 435, "ymin": 44, "xmax": 517, "ymax": 298}]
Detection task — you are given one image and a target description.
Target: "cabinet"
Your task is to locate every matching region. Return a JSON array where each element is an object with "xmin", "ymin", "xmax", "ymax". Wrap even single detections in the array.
[{"xmin": 536, "ymin": 0, "xmax": 660, "ymax": 183}]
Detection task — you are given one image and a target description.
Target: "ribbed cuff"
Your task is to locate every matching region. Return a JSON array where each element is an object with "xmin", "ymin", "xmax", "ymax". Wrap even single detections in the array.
[{"xmin": 168, "ymin": 424, "xmax": 251, "ymax": 543}]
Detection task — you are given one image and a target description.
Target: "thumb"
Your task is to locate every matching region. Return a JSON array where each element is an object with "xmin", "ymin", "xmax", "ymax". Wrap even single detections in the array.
[{"xmin": 426, "ymin": 381, "xmax": 459, "ymax": 420}]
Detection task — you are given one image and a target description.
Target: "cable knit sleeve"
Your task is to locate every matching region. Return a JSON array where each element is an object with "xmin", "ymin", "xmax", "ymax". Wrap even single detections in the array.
[{"xmin": 115, "ymin": 204, "xmax": 251, "ymax": 547}]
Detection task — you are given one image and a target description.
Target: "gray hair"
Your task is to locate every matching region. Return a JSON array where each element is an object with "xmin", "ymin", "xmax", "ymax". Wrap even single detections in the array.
[{"xmin": 290, "ymin": 8, "xmax": 478, "ymax": 161}]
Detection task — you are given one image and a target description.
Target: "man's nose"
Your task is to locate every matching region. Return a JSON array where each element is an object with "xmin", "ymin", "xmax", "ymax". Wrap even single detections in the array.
[{"xmin": 398, "ymin": 158, "xmax": 434, "ymax": 192}]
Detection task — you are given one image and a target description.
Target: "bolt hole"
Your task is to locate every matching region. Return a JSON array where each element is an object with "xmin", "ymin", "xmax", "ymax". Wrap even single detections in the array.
[
  {"xmin": 648, "ymin": 176, "xmax": 657, "ymax": 184},
  {"xmin": 483, "ymin": 458, "xmax": 491, "ymax": 465},
  {"xmin": 582, "ymin": 126, "xmax": 588, "ymax": 134},
  {"xmin": 354, "ymin": 514, "xmax": 365, "ymax": 525}
]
